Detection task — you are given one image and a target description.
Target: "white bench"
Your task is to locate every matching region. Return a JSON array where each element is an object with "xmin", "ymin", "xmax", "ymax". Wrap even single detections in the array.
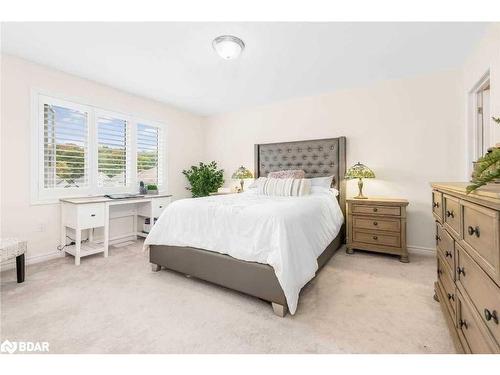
[{"xmin": 0, "ymin": 238, "xmax": 26, "ymax": 283}]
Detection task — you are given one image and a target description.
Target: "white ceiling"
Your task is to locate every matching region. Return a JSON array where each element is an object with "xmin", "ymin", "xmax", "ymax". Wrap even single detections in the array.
[{"xmin": 1, "ymin": 22, "xmax": 488, "ymax": 116}]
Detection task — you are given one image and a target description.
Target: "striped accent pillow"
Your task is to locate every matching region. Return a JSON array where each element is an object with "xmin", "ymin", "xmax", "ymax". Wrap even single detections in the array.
[{"xmin": 258, "ymin": 178, "xmax": 311, "ymax": 197}]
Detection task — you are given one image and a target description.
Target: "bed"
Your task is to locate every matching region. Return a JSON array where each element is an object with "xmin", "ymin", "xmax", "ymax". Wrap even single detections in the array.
[{"xmin": 146, "ymin": 137, "xmax": 346, "ymax": 316}]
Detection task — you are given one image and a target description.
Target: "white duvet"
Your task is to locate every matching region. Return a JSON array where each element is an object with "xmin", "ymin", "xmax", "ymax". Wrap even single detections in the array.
[{"xmin": 144, "ymin": 188, "xmax": 344, "ymax": 314}]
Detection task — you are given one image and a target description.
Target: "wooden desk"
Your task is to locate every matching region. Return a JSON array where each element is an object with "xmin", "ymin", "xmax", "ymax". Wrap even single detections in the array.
[{"xmin": 60, "ymin": 194, "xmax": 172, "ymax": 265}]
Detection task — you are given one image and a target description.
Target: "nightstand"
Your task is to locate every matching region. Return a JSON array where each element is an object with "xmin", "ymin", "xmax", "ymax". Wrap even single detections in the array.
[{"xmin": 346, "ymin": 197, "xmax": 409, "ymax": 262}]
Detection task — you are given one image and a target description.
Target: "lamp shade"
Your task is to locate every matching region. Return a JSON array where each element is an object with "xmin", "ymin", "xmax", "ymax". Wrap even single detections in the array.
[
  {"xmin": 232, "ymin": 166, "xmax": 253, "ymax": 180},
  {"xmin": 345, "ymin": 162, "xmax": 375, "ymax": 179}
]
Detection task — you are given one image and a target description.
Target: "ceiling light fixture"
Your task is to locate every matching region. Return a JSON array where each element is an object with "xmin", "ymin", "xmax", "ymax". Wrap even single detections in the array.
[{"xmin": 212, "ymin": 35, "xmax": 245, "ymax": 60}]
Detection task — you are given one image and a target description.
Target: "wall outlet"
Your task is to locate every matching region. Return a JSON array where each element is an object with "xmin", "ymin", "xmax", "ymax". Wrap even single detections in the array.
[{"xmin": 37, "ymin": 223, "xmax": 46, "ymax": 232}]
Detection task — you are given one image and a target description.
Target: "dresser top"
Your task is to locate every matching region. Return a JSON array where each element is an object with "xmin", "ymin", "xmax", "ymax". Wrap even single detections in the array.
[
  {"xmin": 347, "ymin": 197, "xmax": 408, "ymax": 206},
  {"xmin": 431, "ymin": 182, "xmax": 500, "ymax": 200},
  {"xmin": 60, "ymin": 194, "xmax": 172, "ymax": 204}
]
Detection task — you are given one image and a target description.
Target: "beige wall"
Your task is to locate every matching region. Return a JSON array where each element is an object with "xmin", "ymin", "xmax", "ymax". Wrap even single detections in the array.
[
  {"xmin": 463, "ymin": 23, "xmax": 500, "ymax": 173},
  {"xmin": 0, "ymin": 55, "xmax": 204, "ymax": 261},
  {"xmin": 204, "ymin": 70, "xmax": 465, "ymax": 250}
]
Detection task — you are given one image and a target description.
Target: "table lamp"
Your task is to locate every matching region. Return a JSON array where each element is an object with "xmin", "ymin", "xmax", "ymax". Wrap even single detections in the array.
[
  {"xmin": 232, "ymin": 166, "xmax": 253, "ymax": 192},
  {"xmin": 345, "ymin": 162, "xmax": 375, "ymax": 199}
]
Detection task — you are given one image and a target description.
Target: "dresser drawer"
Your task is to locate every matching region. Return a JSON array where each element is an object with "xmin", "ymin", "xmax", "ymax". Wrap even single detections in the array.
[
  {"xmin": 457, "ymin": 292, "xmax": 496, "ymax": 354},
  {"xmin": 351, "ymin": 204, "xmax": 400, "ymax": 217},
  {"xmin": 462, "ymin": 201, "xmax": 500, "ymax": 281},
  {"xmin": 353, "ymin": 216, "xmax": 400, "ymax": 232},
  {"xmin": 436, "ymin": 222, "xmax": 455, "ymax": 279},
  {"xmin": 353, "ymin": 230, "xmax": 400, "ymax": 248},
  {"xmin": 457, "ymin": 243, "xmax": 500, "ymax": 346},
  {"xmin": 443, "ymin": 195, "xmax": 461, "ymax": 237},
  {"xmin": 432, "ymin": 190, "xmax": 443, "ymax": 223},
  {"xmin": 78, "ymin": 203, "xmax": 105, "ymax": 229},
  {"xmin": 152, "ymin": 197, "xmax": 171, "ymax": 218},
  {"xmin": 437, "ymin": 255, "xmax": 457, "ymax": 321}
]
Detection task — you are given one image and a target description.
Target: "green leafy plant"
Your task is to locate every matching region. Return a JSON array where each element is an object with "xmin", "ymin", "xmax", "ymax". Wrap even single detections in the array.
[
  {"xmin": 467, "ymin": 116, "xmax": 500, "ymax": 193},
  {"xmin": 182, "ymin": 161, "xmax": 224, "ymax": 198},
  {"xmin": 147, "ymin": 184, "xmax": 158, "ymax": 191}
]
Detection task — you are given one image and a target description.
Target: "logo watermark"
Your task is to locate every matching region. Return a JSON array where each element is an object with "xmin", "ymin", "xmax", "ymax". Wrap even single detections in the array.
[{"xmin": 1, "ymin": 339, "xmax": 49, "ymax": 354}]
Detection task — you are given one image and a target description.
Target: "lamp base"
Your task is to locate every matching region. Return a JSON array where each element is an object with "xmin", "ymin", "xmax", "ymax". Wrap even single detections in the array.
[{"xmin": 354, "ymin": 178, "xmax": 368, "ymax": 199}]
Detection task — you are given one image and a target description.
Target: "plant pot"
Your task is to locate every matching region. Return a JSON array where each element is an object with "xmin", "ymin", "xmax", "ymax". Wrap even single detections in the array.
[{"xmin": 147, "ymin": 190, "xmax": 158, "ymax": 195}]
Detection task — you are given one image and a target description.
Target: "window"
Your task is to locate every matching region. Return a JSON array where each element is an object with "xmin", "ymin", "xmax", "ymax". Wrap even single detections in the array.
[
  {"xmin": 137, "ymin": 123, "xmax": 162, "ymax": 186},
  {"xmin": 97, "ymin": 114, "xmax": 130, "ymax": 188},
  {"xmin": 43, "ymin": 103, "xmax": 89, "ymax": 189},
  {"xmin": 33, "ymin": 93, "xmax": 166, "ymax": 203}
]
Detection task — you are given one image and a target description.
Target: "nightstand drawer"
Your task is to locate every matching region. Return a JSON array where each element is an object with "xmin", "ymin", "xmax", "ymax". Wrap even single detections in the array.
[
  {"xmin": 353, "ymin": 230, "xmax": 400, "ymax": 248},
  {"xmin": 351, "ymin": 204, "xmax": 400, "ymax": 217},
  {"xmin": 353, "ymin": 216, "xmax": 400, "ymax": 232}
]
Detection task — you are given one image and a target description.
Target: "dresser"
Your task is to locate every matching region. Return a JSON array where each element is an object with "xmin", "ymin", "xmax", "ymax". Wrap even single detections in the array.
[
  {"xmin": 432, "ymin": 182, "xmax": 500, "ymax": 354},
  {"xmin": 346, "ymin": 197, "xmax": 409, "ymax": 262}
]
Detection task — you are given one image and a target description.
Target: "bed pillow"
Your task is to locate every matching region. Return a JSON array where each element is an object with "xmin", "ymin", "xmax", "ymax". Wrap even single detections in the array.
[
  {"xmin": 309, "ymin": 175, "xmax": 334, "ymax": 189},
  {"xmin": 247, "ymin": 177, "xmax": 267, "ymax": 189},
  {"xmin": 267, "ymin": 169, "xmax": 305, "ymax": 179},
  {"xmin": 258, "ymin": 178, "xmax": 311, "ymax": 197}
]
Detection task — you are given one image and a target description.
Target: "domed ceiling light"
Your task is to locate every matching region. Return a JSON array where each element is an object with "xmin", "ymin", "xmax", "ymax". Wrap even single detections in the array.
[{"xmin": 212, "ymin": 35, "xmax": 245, "ymax": 60}]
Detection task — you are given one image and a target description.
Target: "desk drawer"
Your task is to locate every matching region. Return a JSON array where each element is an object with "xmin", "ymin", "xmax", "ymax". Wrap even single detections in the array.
[
  {"xmin": 351, "ymin": 204, "xmax": 400, "ymax": 217},
  {"xmin": 78, "ymin": 203, "xmax": 105, "ymax": 229},
  {"xmin": 152, "ymin": 197, "xmax": 171, "ymax": 218},
  {"xmin": 462, "ymin": 201, "xmax": 500, "ymax": 282},
  {"xmin": 457, "ymin": 292, "xmax": 496, "ymax": 354},
  {"xmin": 436, "ymin": 222, "xmax": 455, "ymax": 279},
  {"xmin": 443, "ymin": 195, "xmax": 461, "ymax": 237},
  {"xmin": 353, "ymin": 230, "xmax": 400, "ymax": 247},
  {"xmin": 457, "ymin": 244, "xmax": 500, "ymax": 347},
  {"xmin": 353, "ymin": 216, "xmax": 400, "ymax": 232}
]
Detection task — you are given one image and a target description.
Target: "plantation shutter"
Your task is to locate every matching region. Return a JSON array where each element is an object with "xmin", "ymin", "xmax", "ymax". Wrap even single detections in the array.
[
  {"xmin": 43, "ymin": 104, "xmax": 89, "ymax": 189},
  {"xmin": 97, "ymin": 116, "xmax": 129, "ymax": 187},
  {"xmin": 137, "ymin": 124, "xmax": 161, "ymax": 186}
]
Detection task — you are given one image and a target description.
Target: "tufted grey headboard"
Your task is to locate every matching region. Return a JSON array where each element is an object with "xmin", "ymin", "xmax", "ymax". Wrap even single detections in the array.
[{"xmin": 254, "ymin": 137, "xmax": 347, "ymax": 223}]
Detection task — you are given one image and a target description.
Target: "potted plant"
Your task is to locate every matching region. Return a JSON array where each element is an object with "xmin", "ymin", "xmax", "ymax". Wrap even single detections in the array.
[
  {"xmin": 147, "ymin": 184, "xmax": 158, "ymax": 195},
  {"xmin": 182, "ymin": 161, "xmax": 224, "ymax": 197},
  {"xmin": 467, "ymin": 116, "xmax": 500, "ymax": 193}
]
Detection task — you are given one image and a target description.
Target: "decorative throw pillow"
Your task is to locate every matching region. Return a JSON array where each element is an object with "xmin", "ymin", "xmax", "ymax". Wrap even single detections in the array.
[
  {"xmin": 267, "ymin": 169, "xmax": 305, "ymax": 179},
  {"xmin": 247, "ymin": 177, "xmax": 267, "ymax": 189},
  {"xmin": 258, "ymin": 178, "xmax": 311, "ymax": 197},
  {"xmin": 309, "ymin": 175, "xmax": 334, "ymax": 189}
]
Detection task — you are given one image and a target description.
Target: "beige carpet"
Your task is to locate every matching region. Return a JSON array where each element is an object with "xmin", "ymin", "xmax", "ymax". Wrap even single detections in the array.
[{"xmin": 0, "ymin": 241, "xmax": 455, "ymax": 354}]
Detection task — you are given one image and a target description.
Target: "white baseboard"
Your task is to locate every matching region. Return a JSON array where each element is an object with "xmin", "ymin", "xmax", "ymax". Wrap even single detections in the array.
[
  {"xmin": 1, "ymin": 235, "xmax": 140, "ymax": 272},
  {"xmin": 407, "ymin": 245, "xmax": 435, "ymax": 253},
  {"xmin": 1, "ymin": 249, "xmax": 64, "ymax": 272}
]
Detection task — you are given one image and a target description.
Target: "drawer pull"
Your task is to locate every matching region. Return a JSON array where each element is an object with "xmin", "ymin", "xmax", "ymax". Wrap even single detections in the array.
[
  {"xmin": 484, "ymin": 309, "xmax": 499, "ymax": 325},
  {"xmin": 373, "ymin": 221, "xmax": 378, "ymax": 226},
  {"xmin": 457, "ymin": 267, "xmax": 466, "ymax": 277},
  {"xmin": 373, "ymin": 208, "xmax": 378, "ymax": 212},
  {"xmin": 445, "ymin": 210, "xmax": 455, "ymax": 218},
  {"xmin": 90, "ymin": 214, "xmax": 96, "ymax": 217},
  {"xmin": 445, "ymin": 251, "xmax": 452, "ymax": 258},
  {"xmin": 447, "ymin": 293, "xmax": 455, "ymax": 301},
  {"xmin": 159, "ymin": 206, "xmax": 163, "ymax": 209},
  {"xmin": 433, "ymin": 202, "xmax": 440, "ymax": 208},
  {"xmin": 459, "ymin": 319, "xmax": 468, "ymax": 330},
  {"xmin": 372, "ymin": 236, "xmax": 378, "ymax": 240},
  {"xmin": 467, "ymin": 225, "xmax": 480, "ymax": 238}
]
